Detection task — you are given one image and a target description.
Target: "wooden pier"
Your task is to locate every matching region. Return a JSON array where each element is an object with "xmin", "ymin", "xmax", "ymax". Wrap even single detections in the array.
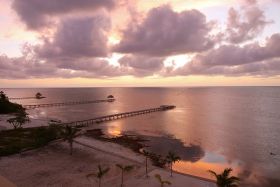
[
  {"xmin": 23, "ymin": 98, "xmax": 115, "ymax": 109},
  {"xmin": 10, "ymin": 97, "xmax": 41, "ymax": 100},
  {"xmin": 61, "ymin": 105, "xmax": 176, "ymax": 127}
]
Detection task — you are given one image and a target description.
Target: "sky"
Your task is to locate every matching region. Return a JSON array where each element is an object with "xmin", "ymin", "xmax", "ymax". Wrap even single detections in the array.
[{"xmin": 0, "ymin": 0, "xmax": 280, "ymax": 87}]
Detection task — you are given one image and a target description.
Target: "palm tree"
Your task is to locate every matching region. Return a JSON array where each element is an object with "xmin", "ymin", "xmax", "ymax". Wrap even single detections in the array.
[
  {"xmin": 87, "ymin": 165, "xmax": 110, "ymax": 187},
  {"xmin": 166, "ymin": 151, "xmax": 181, "ymax": 177},
  {"xmin": 116, "ymin": 164, "xmax": 134, "ymax": 187},
  {"xmin": 143, "ymin": 150, "xmax": 150, "ymax": 178},
  {"xmin": 208, "ymin": 168, "xmax": 240, "ymax": 187},
  {"xmin": 154, "ymin": 174, "xmax": 171, "ymax": 187},
  {"xmin": 61, "ymin": 125, "xmax": 79, "ymax": 155},
  {"xmin": 7, "ymin": 112, "xmax": 30, "ymax": 129}
]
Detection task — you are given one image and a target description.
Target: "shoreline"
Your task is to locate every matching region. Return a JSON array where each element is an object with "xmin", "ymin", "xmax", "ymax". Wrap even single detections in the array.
[
  {"xmin": 84, "ymin": 128, "xmax": 216, "ymax": 182},
  {"xmin": 0, "ymin": 123, "xmax": 216, "ymax": 184},
  {"xmin": 0, "ymin": 133, "xmax": 215, "ymax": 187},
  {"xmin": 76, "ymin": 135, "xmax": 216, "ymax": 183},
  {"xmin": 84, "ymin": 130, "xmax": 216, "ymax": 183}
]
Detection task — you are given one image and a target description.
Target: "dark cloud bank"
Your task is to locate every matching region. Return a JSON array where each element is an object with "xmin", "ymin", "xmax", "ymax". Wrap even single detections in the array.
[
  {"xmin": 114, "ymin": 5, "xmax": 214, "ymax": 56},
  {"xmin": 173, "ymin": 34, "xmax": 280, "ymax": 77},
  {"xmin": 1, "ymin": 1, "xmax": 279, "ymax": 79},
  {"xmin": 12, "ymin": 0, "xmax": 115, "ymax": 29}
]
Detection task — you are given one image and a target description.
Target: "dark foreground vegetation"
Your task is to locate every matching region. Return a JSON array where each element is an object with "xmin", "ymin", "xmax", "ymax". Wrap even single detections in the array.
[
  {"xmin": 0, "ymin": 91, "xmax": 31, "ymax": 129},
  {"xmin": 0, "ymin": 125, "xmax": 62, "ymax": 156},
  {"xmin": 0, "ymin": 91, "xmax": 25, "ymax": 114}
]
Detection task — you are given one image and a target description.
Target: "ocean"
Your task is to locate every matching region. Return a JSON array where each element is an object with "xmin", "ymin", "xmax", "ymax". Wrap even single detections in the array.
[{"xmin": 1, "ymin": 87, "xmax": 280, "ymax": 187}]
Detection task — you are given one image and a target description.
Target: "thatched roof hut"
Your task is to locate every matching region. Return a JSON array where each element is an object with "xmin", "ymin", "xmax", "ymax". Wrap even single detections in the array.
[{"xmin": 107, "ymin": 95, "xmax": 114, "ymax": 99}]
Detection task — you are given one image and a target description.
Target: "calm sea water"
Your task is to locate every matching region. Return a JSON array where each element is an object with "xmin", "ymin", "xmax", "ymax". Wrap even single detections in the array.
[{"xmin": 1, "ymin": 87, "xmax": 280, "ymax": 186}]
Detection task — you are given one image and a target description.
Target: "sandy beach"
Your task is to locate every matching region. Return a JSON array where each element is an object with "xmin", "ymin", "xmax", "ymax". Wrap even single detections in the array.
[{"xmin": 0, "ymin": 135, "xmax": 215, "ymax": 187}]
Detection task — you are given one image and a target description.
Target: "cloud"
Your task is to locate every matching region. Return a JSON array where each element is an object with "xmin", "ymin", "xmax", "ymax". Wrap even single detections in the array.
[
  {"xmin": 119, "ymin": 55, "xmax": 165, "ymax": 76},
  {"xmin": 0, "ymin": 54, "xmax": 58, "ymax": 79},
  {"xmin": 1, "ymin": 34, "xmax": 279, "ymax": 79},
  {"xmin": 172, "ymin": 33, "xmax": 280, "ymax": 76},
  {"xmin": 195, "ymin": 59, "xmax": 280, "ymax": 77},
  {"xmin": 12, "ymin": 0, "xmax": 115, "ymax": 29},
  {"xmin": 0, "ymin": 53, "xmax": 124, "ymax": 79},
  {"xmin": 194, "ymin": 33, "xmax": 280, "ymax": 67},
  {"xmin": 199, "ymin": 59, "xmax": 280, "ymax": 76},
  {"xmin": 172, "ymin": 58, "xmax": 280, "ymax": 77},
  {"xmin": 225, "ymin": 1, "xmax": 271, "ymax": 43},
  {"xmin": 36, "ymin": 16, "xmax": 110, "ymax": 59},
  {"xmin": 2, "ymin": 1, "xmax": 280, "ymax": 80},
  {"xmin": 114, "ymin": 5, "xmax": 214, "ymax": 56},
  {"xmin": 24, "ymin": 15, "xmax": 126, "ymax": 78}
]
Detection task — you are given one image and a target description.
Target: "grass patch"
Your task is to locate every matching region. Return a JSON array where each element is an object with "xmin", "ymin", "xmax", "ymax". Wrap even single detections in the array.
[{"xmin": 0, "ymin": 125, "xmax": 62, "ymax": 157}]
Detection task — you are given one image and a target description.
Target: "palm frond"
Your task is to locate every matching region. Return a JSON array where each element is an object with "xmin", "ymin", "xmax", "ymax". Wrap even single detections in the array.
[
  {"xmin": 229, "ymin": 185, "xmax": 239, "ymax": 187},
  {"xmin": 228, "ymin": 176, "xmax": 240, "ymax": 182},
  {"xmin": 209, "ymin": 168, "xmax": 240, "ymax": 187},
  {"xmin": 124, "ymin": 165, "xmax": 134, "ymax": 172},
  {"xmin": 166, "ymin": 151, "xmax": 181, "ymax": 163},
  {"xmin": 222, "ymin": 168, "xmax": 232, "ymax": 178},
  {"xmin": 98, "ymin": 165, "xmax": 102, "ymax": 172},
  {"xmin": 61, "ymin": 125, "xmax": 79, "ymax": 140},
  {"xmin": 155, "ymin": 174, "xmax": 171, "ymax": 186},
  {"xmin": 116, "ymin": 164, "xmax": 123, "ymax": 169},
  {"xmin": 208, "ymin": 170, "xmax": 218, "ymax": 178},
  {"xmin": 143, "ymin": 150, "xmax": 150, "ymax": 156},
  {"xmin": 155, "ymin": 174, "xmax": 162, "ymax": 182},
  {"xmin": 103, "ymin": 168, "xmax": 110, "ymax": 174},
  {"xmin": 116, "ymin": 164, "xmax": 133, "ymax": 173},
  {"xmin": 163, "ymin": 181, "xmax": 171, "ymax": 185},
  {"xmin": 96, "ymin": 165, "xmax": 110, "ymax": 178},
  {"xmin": 86, "ymin": 173, "xmax": 96, "ymax": 179}
]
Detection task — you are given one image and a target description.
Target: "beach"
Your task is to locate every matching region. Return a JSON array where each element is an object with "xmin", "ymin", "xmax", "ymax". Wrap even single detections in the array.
[{"xmin": 0, "ymin": 135, "xmax": 215, "ymax": 187}]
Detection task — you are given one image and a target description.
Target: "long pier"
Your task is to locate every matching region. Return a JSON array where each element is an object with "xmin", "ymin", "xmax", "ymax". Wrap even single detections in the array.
[
  {"xmin": 61, "ymin": 105, "xmax": 176, "ymax": 127},
  {"xmin": 23, "ymin": 98, "xmax": 115, "ymax": 109},
  {"xmin": 10, "ymin": 97, "xmax": 43, "ymax": 100}
]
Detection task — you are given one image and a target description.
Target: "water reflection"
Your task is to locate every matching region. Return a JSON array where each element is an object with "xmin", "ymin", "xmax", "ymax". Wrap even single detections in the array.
[
  {"xmin": 143, "ymin": 135, "xmax": 205, "ymax": 162},
  {"xmin": 121, "ymin": 133, "xmax": 280, "ymax": 187},
  {"xmin": 174, "ymin": 151, "xmax": 240, "ymax": 179}
]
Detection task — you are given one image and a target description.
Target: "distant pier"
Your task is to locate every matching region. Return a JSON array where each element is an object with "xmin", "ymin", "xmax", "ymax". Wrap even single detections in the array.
[
  {"xmin": 60, "ymin": 105, "xmax": 176, "ymax": 127},
  {"xmin": 23, "ymin": 98, "xmax": 115, "ymax": 109},
  {"xmin": 10, "ymin": 97, "xmax": 43, "ymax": 100}
]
